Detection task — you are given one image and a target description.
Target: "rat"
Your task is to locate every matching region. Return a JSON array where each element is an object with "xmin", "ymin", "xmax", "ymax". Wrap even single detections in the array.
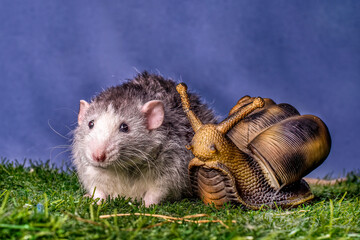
[{"xmin": 72, "ymin": 72, "xmax": 216, "ymax": 206}]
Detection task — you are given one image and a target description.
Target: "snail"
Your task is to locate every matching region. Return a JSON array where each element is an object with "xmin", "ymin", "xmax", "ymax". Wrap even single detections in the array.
[{"xmin": 176, "ymin": 83, "xmax": 331, "ymax": 209}]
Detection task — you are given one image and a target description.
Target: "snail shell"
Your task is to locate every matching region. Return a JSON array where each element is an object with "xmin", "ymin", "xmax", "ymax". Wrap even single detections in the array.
[{"xmin": 227, "ymin": 96, "xmax": 331, "ymax": 189}]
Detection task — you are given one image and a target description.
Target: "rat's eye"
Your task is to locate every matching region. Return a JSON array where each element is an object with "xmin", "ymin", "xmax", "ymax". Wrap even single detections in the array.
[
  {"xmin": 119, "ymin": 122, "xmax": 129, "ymax": 133},
  {"xmin": 88, "ymin": 120, "xmax": 95, "ymax": 129}
]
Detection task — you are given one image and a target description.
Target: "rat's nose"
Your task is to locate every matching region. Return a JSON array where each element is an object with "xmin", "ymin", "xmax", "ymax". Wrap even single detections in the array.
[{"xmin": 92, "ymin": 151, "xmax": 107, "ymax": 162}]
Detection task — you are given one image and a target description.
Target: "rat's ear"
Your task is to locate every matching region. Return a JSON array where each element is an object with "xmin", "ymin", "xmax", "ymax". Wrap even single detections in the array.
[
  {"xmin": 141, "ymin": 100, "xmax": 164, "ymax": 130},
  {"xmin": 78, "ymin": 100, "xmax": 90, "ymax": 125}
]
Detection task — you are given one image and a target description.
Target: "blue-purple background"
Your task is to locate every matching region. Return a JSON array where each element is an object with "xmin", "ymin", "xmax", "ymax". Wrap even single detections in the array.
[{"xmin": 0, "ymin": 1, "xmax": 359, "ymax": 177}]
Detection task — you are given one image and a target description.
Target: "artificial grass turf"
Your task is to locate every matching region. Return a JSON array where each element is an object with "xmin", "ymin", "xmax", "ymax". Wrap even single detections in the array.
[{"xmin": 0, "ymin": 159, "xmax": 359, "ymax": 239}]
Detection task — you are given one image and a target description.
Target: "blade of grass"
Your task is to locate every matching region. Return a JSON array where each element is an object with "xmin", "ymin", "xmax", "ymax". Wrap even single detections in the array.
[
  {"xmin": 90, "ymin": 204, "xmax": 94, "ymax": 221},
  {"xmin": 337, "ymin": 192, "xmax": 347, "ymax": 206},
  {"xmin": 328, "ymin": 199, "xmax": 334, "ymax": 236},
  {"xmin": 0, "ymin": 223, "xmax": 42, "ymax": 231},
  {"xmin": 0, "ymin": 164, "xmax": 10, "ymax": 175},
  {"xmin": 0, "ymin": 191, "xmax": 10, "ymax": 214},
  {"xmin": 44, "ymin": 193, "xmax": 49, "ymax": 218}
]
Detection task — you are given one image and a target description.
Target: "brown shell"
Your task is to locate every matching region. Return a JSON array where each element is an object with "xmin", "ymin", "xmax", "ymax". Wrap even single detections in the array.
[{"xmin": 227, "ymin": 98, "xmax": 331, "ymax": 189}]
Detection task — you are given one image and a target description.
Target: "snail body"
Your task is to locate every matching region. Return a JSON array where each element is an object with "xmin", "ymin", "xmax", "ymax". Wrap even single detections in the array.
[{"xmin": 176, "ymin": 84, "xmax": 331, "ymax": 209}]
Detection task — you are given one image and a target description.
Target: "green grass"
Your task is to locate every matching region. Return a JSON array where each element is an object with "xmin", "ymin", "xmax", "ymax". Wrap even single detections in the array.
[{"xmin": 0, "ymin": 158, "xmax": 359, "ymax": 240}]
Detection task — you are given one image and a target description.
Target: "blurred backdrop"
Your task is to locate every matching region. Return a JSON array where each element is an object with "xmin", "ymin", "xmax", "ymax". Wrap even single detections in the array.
[{"xmin": 0, "ymin": 1, "xmax": 359, "ymax": 177}]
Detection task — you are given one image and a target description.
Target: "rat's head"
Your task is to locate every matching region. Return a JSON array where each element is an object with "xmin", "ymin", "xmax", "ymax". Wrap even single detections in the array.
[{"xmin": 72, "ymin": 97, "xmax": 165, "ymax": 169}]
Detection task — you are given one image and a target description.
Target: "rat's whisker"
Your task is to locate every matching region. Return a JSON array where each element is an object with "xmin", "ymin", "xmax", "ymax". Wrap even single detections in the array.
[
  {"xmin": 48, "ymin": 119, "xmax": 71, "ymax": 140},
  {"xmin": 50, "ymin": 149, "xmax": 71, "ymax": 162}
]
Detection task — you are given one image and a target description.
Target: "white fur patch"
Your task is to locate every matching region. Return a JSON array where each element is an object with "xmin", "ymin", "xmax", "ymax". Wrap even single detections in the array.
[
  {"xmin": 81, "ymin": 164, "xmax": 155, "ymax": 201},
  {"xmin": 83, "ymin": 105, "xmax": 118, "ymax": 163}
]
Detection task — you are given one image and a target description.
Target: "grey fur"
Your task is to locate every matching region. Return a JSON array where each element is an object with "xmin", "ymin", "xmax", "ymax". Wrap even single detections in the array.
[{"xmin": 72, "ymin": 72, "xmax": 216, "ymax": 205}]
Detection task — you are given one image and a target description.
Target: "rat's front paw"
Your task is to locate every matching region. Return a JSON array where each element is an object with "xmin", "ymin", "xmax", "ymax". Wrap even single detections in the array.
[
  {"xmin": 84, "ymin": 190, "xmax": 107, "ymax": 205},
  {"xmin": 143, "ymin": 189, "xmax": 165, "ymax": 207},
  {"xmin": 83, "ymin": 193, "xmax": 92, "ymax": 198}
]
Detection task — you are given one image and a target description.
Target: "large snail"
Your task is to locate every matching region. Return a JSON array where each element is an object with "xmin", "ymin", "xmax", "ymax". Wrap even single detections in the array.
[{"xmin": 176, "ymin": 83, "xmax": 331, "ymax": 209}]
